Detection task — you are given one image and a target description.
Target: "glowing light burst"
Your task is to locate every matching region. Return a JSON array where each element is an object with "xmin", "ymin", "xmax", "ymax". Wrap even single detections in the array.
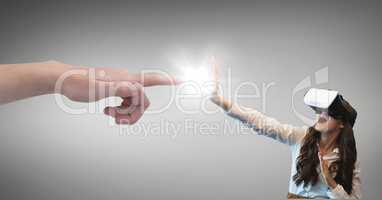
[
  {"xmin": 180, "ymin": 65, "xmax": 215, "ymax": 95},
  {"xmin": 181, "ymin": 66, "xmax": 210, "ymax": 85},
  {"xmin": 168, "ymin": 53, "xmax": 218, "ymax": 96}
]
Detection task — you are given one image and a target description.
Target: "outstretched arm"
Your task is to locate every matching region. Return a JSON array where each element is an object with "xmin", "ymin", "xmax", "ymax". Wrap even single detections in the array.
[
  {"xmin": 0, "ymin": 60, "xmax": 179, "ymax": 124},
  {"xmin": 209, "ymin": 61, "xmax": 306, "ymax": 146},
  {"xmin": 0, "ymin": 61, "xmax": 68, "ymax": 105}
]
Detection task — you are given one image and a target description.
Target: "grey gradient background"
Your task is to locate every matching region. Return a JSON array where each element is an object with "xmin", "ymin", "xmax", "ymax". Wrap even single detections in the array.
[{"xmin": 0, "ymin": 0, "xmax": 381, "ymax": 199}]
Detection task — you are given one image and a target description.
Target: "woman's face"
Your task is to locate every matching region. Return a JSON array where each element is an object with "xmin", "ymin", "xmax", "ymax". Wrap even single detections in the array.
[{"xmin": 314, "ymin": 112, "xmax": 343, "ymax": 133}]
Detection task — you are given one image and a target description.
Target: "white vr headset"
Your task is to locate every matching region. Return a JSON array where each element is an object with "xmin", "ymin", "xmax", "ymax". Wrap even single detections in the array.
[
  {"xmin": 304, "ymin": 88, "xmax": 339, "ymax": 111},
  {"xmin": 303, "ymin": 88, "xmax": 357, "ymax": 127}
]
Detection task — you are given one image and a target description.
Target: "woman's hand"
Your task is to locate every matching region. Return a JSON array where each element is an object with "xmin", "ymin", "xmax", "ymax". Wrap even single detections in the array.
[
  {"xmin": 209, "ymin": 59, "xmax": 221, "ymax": 104},
  {"xmin": 318, "ymin": 150, "xmax": 338, "ymax": 189},
  {"xmin": 209, "ymin": 59, "xmax": 232, "ymax": 111}
]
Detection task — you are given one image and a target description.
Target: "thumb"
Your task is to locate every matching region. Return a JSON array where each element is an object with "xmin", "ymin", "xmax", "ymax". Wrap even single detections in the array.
[{"xmin": 105, "ymin": 81, "xmax": 143, "ymax": 98}]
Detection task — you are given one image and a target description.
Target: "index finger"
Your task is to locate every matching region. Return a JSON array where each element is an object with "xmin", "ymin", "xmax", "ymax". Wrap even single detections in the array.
[{"xmin": 128, "ymin": 72, "xmax": 181, "ymax": 87}]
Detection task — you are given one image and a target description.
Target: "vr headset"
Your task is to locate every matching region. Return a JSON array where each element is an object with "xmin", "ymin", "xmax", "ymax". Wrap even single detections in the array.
[{"xmin": 303, "ymin": 88, "xmax": 357, "ymax": 127}]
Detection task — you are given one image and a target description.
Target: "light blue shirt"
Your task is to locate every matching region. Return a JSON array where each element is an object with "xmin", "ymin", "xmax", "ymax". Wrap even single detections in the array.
[{"xmin": 227, "ymin": 103, "xmax": 361, "ymax": 199}]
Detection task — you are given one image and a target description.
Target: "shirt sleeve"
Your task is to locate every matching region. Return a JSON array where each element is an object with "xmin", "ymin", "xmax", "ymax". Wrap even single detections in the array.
[
  {"xmin": 330, "ymin": 161, "xmax": 362, "ymax": 199},
  {"xmin": 226, "ymin": 103, "xmax": 307, "ymax": 146}
]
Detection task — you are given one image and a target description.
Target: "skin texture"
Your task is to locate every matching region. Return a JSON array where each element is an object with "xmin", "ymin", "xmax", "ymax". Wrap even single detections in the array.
[
  {"xmin": 0, "ymin": 60, "xmax": 179, "ymax": 124},
  {"xmin": 209, "ymin": 62, "xmax": 342, "ymax": 190}
]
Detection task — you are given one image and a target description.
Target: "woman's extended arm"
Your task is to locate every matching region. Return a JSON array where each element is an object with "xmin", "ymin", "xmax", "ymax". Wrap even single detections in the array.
[{"xmin": 210, "ymin": 63, "xmax": 306, "ymax": 146}]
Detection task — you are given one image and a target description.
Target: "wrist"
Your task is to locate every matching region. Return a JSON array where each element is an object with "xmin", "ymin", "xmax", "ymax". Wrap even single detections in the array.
[
  {"xmin": 24, "ymin": 60, "xmax": 71, "ymax": 95},
  {"xmin": 210, "ymin": 94, "xmax": 231, "ymax": 111}
]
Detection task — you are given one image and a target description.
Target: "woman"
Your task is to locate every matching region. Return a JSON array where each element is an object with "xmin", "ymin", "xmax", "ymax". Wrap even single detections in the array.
[{"xmin": 210, "ymin": 65, "xmax": 361, "ymax": 199}]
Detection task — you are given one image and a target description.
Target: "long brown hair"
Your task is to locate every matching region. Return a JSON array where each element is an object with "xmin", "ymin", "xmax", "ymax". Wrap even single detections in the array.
[{"xmin": 292, "ymin": 123, "xmax": 357, "ymax": 194}]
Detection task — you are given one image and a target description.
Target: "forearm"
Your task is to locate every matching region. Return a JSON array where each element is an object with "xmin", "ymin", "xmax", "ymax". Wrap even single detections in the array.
[
  {"xmin": 331, "ymin": 183, "xmax": 361, "ymax": 199},
  {"xmin": 211, "ymin": 95, "xmax": 305, "ymax": 145},
  {"xmin": 329, "ymin": 173, "xmax": 361, "ymax": 199},
  {"xmin": 0, "ymin": 61, "xmax": 69, "ymax": 105}
]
